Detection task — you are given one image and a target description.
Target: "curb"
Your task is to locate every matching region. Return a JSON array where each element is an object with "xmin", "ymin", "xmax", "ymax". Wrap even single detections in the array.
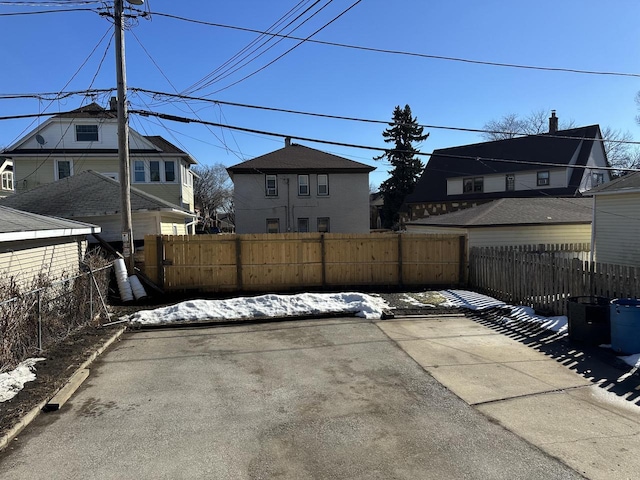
[{"xmin": 0, "ymin": 326, "xmax": 126, "ymax": 452}]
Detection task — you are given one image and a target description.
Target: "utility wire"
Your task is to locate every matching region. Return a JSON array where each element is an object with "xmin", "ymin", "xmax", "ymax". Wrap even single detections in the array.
[
  {"xmin": 205, "ymin": 0, "xmax": 363, "ymax": 96},
  {"xmin": 128, "ymin": 108, "xmax": 640, "ymax": 173},
  {"xmin": 132, "ymin": 88, "xmax": 640, "ymax": 147},
  {"xmin": 147, "ymin": 10, "xmax": 640, "ymax": 80},
  {"xmin": 0, "ymin": 7, "xmax": 94, "ymax": 15}
]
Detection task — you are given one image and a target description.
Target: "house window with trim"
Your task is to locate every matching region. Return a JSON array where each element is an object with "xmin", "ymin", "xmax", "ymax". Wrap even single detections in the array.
[
  {"xmin": 537, "ymin": 171, "xmax": 550, "ymax": 186},
  {"xmin": 75, "ymin": 124, "xmax": 98, "ymax": 142},
  {"xmin": 165, "ymin": 161, "xmax": 176, "ymax": 182},
  {"xmin": 134, "ymin": 160, "xmax": 146, "ymax": 182},
  {"xmin": 592, "ymin": 172, "xmax": 604, "ymax": 187},
  {"xmin": 317, "ymin": 174, "xmax": 329, "ymax": 196},
  {"xmin": 298, "ymin": 174, "xmax": 309, "ymax": 196},
  {"xmin": 505, "ymin": 174, "xmax": 515, "ymax": 191},
  {"xmin": 463, "ymin": 177, "xmax": 483, "ymax": 193},
  {"xmin": 1, "ymin": 171, "xmax": 13, "ymax": 190},
  {"xmin": 55, "ymin": 159, "xmax": 73, "ymax": 180},
  {"xmin": 150, "ymin": 161, "xmax": 161, "ymax": 182},
  {"xmin": 265, "ymin": 174, "xmax": 278, "ymax": 196},
  {"xmin": 297, "ymin": 218, "xmax": 309, "ymax": 232},
  {"xmin": 266, "ymin": 218, "xmax": 280, "ymax": 233},
  {"xmin": 317, "ymin": 217, "xmax": 330, "ymax": 233}
]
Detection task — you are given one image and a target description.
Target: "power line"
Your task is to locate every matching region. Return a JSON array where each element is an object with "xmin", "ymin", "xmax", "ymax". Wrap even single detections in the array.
[
  {"xmin": 203, "ymin": 0, "xmax": 363, "ymax": 96},
  {"xmin": 146, "ymin": 10, "xmax": 640, "ymax": 80},
  {"xmin": 132, "ymin": 88, "xmax": 640, "ymax": 147},
  {"xmin": 0, "ymin": 7, "xmax": 95, "ymax": 15},
  {"xmin": 129, "ymin": 108, "xmax": 640, "ymax": 173}
]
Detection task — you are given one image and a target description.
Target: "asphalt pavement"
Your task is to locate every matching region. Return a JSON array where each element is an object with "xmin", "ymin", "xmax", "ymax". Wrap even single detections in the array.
[{"xmin": 0, "ymin": 317, "xmax": 583, "ymax": 480}]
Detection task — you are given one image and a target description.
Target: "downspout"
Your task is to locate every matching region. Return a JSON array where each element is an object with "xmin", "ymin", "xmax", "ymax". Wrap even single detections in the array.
[{"xmin": 590, "ymin": 195, "xmax": 596, "ymax": 264}]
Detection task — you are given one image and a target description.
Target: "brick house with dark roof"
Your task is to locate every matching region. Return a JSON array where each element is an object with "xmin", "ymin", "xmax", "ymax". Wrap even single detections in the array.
[
  {"xmin": 227, "ymin": 139, "xmax": 375, "ymax": 234},
  {"xmin": 3, "ymin": 101, "xmax": 198, "ymax": 215},
  {"xmin": 405, "ymin": 115, "xmax": 610, "ymax": 221}
]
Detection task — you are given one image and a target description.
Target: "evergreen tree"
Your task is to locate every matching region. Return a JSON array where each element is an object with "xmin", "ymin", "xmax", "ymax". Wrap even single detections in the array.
[{"xmin": 377, "ymin": 105, "xmax": 428, "ymax": 229}]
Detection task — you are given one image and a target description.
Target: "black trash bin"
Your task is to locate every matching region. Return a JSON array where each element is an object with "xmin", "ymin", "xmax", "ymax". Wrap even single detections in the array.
[{"xmin": 567, "ymin": 296, "xmax": 610, "ymax": 345}]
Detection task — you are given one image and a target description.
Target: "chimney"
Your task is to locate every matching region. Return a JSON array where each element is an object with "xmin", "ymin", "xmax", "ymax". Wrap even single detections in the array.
[
  {"xmin": 549, "ymin": 110, "xmax": 558, "ymax": 134},
  {"xmin": 285, "ymin": 137, "xmax": 291, "ymax": 147},
  {"xmin": 109, "ymin": 96, "xmax": 118, "ymax": 111}
]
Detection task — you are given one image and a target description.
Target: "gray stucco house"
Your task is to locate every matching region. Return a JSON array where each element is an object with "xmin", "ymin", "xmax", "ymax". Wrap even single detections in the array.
[{"xmin": 227, "ymin": 140, "xmax": 375, "ymax": 234}]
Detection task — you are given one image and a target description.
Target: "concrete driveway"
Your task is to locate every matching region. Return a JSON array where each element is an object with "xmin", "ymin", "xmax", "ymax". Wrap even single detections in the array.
[{"xmin": 0, "ymin": 317, "xmax": 583, "ymax": 479}]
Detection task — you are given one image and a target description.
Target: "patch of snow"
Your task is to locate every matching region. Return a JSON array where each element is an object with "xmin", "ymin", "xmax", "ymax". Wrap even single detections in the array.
[
  {"xmin": 503, "ymin": 305, "xmax": 568, "ymax": 334},
  {"xmin": 620, "ymin": 353, "xmax": 640, "ymax": 369},
  {"xmin": 0, "ymin": 358, "xmax": 45, "ymax": 403},
  {"xmin": 439, "ymin": 289, "xmax": 506, "ymax": 310},
  {"xmin": 126, "ymin": 292, "xmax": 390, "ymax": 325},
  {"xmin": 398, "ymin": 294, "xmax": 435, "ymax": 307}
]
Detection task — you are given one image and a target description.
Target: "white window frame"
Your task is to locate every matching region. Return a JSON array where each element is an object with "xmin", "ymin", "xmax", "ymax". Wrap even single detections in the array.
[
  {"xmin": 266, "ymin": 174, "xmax": 278, "ymax": 196},
  {"xmin": 55, "ymin": 159, "xmax": 73, "ymax": 180},
  {"xmin": 463, "ymin": 177, "xmax": 483, "ymax": 193},
  {"xmin": 103, "ymin": 172, "xmax": 119, "ymax": 181},
  {"xmin": 134, "ymin": 160, "xmax": 146, "ymax": 183},
  {"xmin": 1, "ymin": 171, "xmax": 13, "ymax": 190},
  {"xmin": 505, "ymin": 174, "xmax": 515, "ymax": 191},
  {"xmin": 298, "ymin": 174, "xmax": 309, "ymax": 196},
  {"xmin": 592, "ymin": 172, "xmax": 604, "ymax": 187},
  {"xmin": 164, "ymin": 160, "xmax": 176, "ymax": 183},
  {"xmin": 75, "ymin": 124, "xmax": 99, "ymax": 142},
  {"xmin": 537, "ymin": 171, "xmax": 550, "ymax": 186},
  {"xmin": 317, "ymin": 174, "xmax": 329, "ymax": 196}
]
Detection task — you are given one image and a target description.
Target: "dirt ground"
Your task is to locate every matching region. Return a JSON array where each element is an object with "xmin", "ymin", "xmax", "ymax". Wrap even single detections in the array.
[{"xmin": 0, "ymin": 291, "xmax": 456, "ymax": 442}]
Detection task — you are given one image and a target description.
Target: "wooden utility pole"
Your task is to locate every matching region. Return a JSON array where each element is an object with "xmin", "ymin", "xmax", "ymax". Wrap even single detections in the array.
[{"xmin": 114, "ymin": 0, "xmax": 135, "ymax": 272}]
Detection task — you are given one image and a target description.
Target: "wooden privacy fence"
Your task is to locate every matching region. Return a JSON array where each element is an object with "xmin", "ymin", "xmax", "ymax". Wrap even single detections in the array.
[
  {"xmin": 144, "ymin": 233, "xmax": 466, "ymax": 292},
  {"xmin": 470, "ymin": 244, "xmax": 640, "ymax": 316}
]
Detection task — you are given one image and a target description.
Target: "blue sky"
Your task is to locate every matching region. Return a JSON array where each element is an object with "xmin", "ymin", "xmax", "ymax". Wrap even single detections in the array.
[{"xmin": 1, "ymin": 0, "xmax": 639, "ymax": 188}]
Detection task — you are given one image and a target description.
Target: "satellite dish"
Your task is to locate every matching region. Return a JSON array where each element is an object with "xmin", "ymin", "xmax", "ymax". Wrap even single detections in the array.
[{"xmin": 35, "ymin": 134, "xmax": 46, "ymax": 146}]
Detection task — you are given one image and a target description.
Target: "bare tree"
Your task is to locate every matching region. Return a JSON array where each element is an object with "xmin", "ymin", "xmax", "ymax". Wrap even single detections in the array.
[
  {"xmin": 602, "ymin": 127, "xmax": 640, "ymax": 175},
  {"xmin": 481, "ymin": 109, "xmax": 576, "ymax": 141},
  {"xmin": 192, "ymin": 163, "xmax": 233, "ymax": 228}
]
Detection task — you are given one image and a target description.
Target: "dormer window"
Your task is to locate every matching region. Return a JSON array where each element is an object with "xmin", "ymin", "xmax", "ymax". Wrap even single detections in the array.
[
  {"xmin": 75, "ymin": 124, "xmax": 98, "ymax": 142},
  {"xmin": 463, "ymin": 177, "xmax": 483, "ymax": 193},
  {"xmin": 592, "ymin": 172, "xmax": 604, "ymax": 187}
]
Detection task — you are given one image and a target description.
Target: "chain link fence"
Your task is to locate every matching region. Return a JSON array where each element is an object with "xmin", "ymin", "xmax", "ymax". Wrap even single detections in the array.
[{"xmin": 0, "ymin": 259, "xmax": 112, "ymax": 372}]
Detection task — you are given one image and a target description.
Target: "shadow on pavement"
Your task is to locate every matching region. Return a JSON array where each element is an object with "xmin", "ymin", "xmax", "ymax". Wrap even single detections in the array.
[{"xmin": 465, "ymin": 307, "xmax": 640, "ymax": 406}]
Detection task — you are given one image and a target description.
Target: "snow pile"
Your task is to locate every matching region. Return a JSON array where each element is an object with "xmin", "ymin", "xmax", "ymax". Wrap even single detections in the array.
[
  {"xmin": 440, "ymin": 289, "xmax": 506, "ymax": 310},
  {"xmin": 620, "ymin": 353, "xmax": 640, "ymax": 369},
  {"xmin": 0, "ymin": 358, "xmax": 45, "ymax": 403},
  {"xmin": 127, "ymin": 292, "xmax": 390, "ymax": 325}
]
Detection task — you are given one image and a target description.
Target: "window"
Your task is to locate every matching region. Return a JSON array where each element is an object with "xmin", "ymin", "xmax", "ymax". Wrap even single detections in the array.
[
  {"xmin": 134, "ymin": 160, "xmax": 146, "ymax": 182},
  {"xmin": 103, "ymin": 172, "xmax": 118, "ymax": 181},
  {"xmin": 592, "ymin": 172, "xmax": 604, "ymax": 187},
  {"xmin": 298, "ymin": 174, "xmax": 309, "ymax": 196},
  {"xmin": 75, "ymin": 124, "xmax": 98, "ymax": 142},
  {"xmin": 165, "ymin": 161, "xmax": 176, "ymax": 182},
  {"xmin": 537, "ymin": 171, "xmax": 550, "ymax": 186},
  {"xmin": 150, "ymin": 161, "xmax": 161, "ymax": 182},
  {"xmin": 297, "ymin": 218, "xmax": 309, "ymax": 233},
  {"xmin": 186, "ymin": 171, "xmax": 193, "ymax": 187},
  {"xmin": 317, "ymin": 217, "xmax": 330, "ymax": 233},
  {"xmin": 463, "ymin": 177, "xmax": 483, "ymax": 193},
  {"xmin": 505, "ymin": 174, "xmax": 515, "ymax": 191},
  {"xmin": 317, "ymin": 174, "xmax": 329, "ymax": 196},
  {"xmin": 1, "ymin": 171, "xmax": 13, "ymax": 190},
  {"xmin": 266, "ymin": 218, "xmax": 280, "ymax": 233},
  {"xmin": 181, "ymin": 164, "xmax": 193, "ymax": 186},
  {"xmin": 55, "ymin": 160, "xmax": 72, "ymax": 180},
  {"xmin": 265, "ymin": 175, "xmax": 278, "ymax": 196}
]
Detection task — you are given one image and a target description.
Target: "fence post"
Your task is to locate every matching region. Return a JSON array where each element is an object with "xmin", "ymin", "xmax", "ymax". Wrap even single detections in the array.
[
  {"xmin": 397, "ymin": 234, "xmax": 403, "ymax": 288},
  {"xmin": 458, "ymin": 235, "xmax": 466, "ymax": 286},
  {"xmin": 89, "ymin": 270, "xmax": 94, "ymax": 322},
  {"xmin": 37, "ymin": 289, "xmax": 42, "ymax": 351},
  {"xmin": 235, "ymin": 236, "xmax": 243, "ymax": 290},
  {"xmin": 320, "ymin": 233, "xmax": 326, "ymax": 288},
  {"xmin": 155, "ymin": 235, "xmax": 165, "ymax": 289}
]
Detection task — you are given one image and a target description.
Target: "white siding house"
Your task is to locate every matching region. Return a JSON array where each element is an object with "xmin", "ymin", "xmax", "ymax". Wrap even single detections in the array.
[
  {"xmin": 406, "ymin": 197, "xmax": 593, "ymax": 252},
  {"xmin": 0, "ymin": 206, "xmax": 100, "ymax": 287},
  {"xmin": 586, "ymin": 173, "xmax": 640, "ymax": 267},
  {"xmin": 228, "ymin": 141, "xmax": 374, "ymax": 234}
]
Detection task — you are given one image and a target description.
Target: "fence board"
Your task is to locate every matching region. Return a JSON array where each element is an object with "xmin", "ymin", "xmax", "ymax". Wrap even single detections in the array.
[
  {"xmin": 145, "ymin": 233, "xmax": 463, "ymax": 292},
  {"xmin": 470, "ymin": 244, "xmax": 640, "ymax": 316}
]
